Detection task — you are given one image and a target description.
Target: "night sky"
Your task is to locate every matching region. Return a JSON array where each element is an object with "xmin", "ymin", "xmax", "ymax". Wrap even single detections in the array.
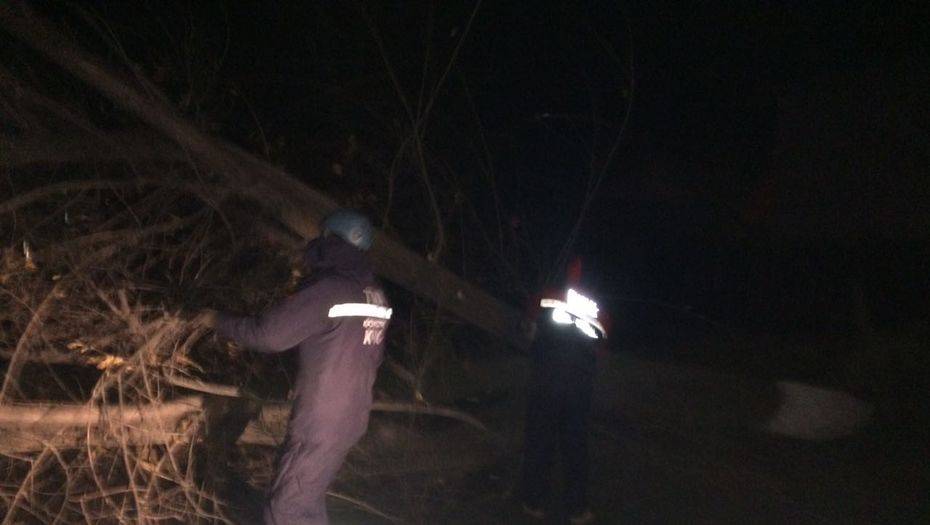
[{"xmin": 52, "ymin": 1, "xmax": 929, "ymax": 378}]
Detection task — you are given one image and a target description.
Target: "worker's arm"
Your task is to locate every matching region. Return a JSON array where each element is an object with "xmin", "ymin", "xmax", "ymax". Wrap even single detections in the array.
[{"xmin": 213, "ymin": 282, "xmax": 335, "ymax": 353}]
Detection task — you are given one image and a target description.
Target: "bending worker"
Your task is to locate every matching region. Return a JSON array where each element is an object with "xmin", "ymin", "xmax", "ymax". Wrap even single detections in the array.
[
  {"xmin": 204, "ymin": 209, "xmax": 391, "ymax": 525},
  {"xmin": 521, "ymin": 257, "xmax": 608, "ymax": 525}
]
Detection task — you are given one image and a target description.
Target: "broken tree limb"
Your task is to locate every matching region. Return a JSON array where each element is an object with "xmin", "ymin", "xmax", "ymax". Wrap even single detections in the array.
[
  {"xmin": 0, "ymin": 396, "xmax": 202, "ymax": 428},
  {"xmin": 0, "ymin": 346, "xmax": 84, "ymax": 365},
  {"xmin": 0, "ymin": 1, "xmax": 530, "ymax": 349},
  {"xmin": 0, "ymin": 64, "xmax": 102, "ymax": 137},
  {"xmin": 164, "ymin": 376, "xmax": 244, "ymax": 399},
  {"xmin": 241, "ymin": 400, "xmax": 488, "ymax": 443},
  {"xmin": 0, "ymin": 394, "xmax": 487, "ymax": 453},
  {"xmin": 0, "ymin": 214, "xmax": 209, "ymax": 403},
  {"xmin": 371, "ymin": 401, "xmax": 488, "ymax": 432},
  {"xmin": 0, "ymin": 179, "xmax": 137, "ymax": 214},
  {"xmin": 0, "ymin": 2, "xmax": 335, "ymax": 235},
  {"xmin": 165, "ymin": 376, "xmax": 489, "ymax": 434},
  {"xmin": 0, "ymin": 176, "xmax": 228, "ymax": 217},
  {"xmin": 0, "ymin": 396, "xmax": 204, "ymax": 454},
  {"xmin": 237, "ymin": 401, "xmax": 488, "ymax": 447},
  {"xmin": 0, "ymin": 132, "xmax": 187, "ymax": 168}
]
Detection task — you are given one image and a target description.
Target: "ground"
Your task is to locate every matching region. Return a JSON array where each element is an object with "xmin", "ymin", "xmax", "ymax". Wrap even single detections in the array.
[{"xmin": 226, "ymin": 354, "xmax": 928, "ymax": 524}]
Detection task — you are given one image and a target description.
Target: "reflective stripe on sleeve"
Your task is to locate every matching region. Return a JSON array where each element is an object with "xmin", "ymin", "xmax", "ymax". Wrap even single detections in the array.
[
  {"xmin": 328, "ymin": 303, "xmax": 393, "ymax": 319},
  {"xmin": 539, "ymin": 298, "xmax": 606, "ymax": 339}
]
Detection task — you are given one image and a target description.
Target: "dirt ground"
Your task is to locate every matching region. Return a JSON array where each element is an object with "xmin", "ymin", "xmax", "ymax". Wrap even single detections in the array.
[{"xmin": 226, "ymin": 354, "xmax": 929, "ymax": 524}]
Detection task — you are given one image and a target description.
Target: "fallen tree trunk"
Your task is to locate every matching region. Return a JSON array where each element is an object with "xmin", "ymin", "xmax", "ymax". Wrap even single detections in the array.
[
  {"xmin": 0, "ymin": 396, "xmax": 202, "ymax": 428},
  {"xmin": 0, "ymin": 1, "xmax": 528, "ymax": 349},
  {"xmin": 0, "ymin": 396, "xmax": 204, "ymax": 454},
  {"xmin": 0, "ymin": 394, "xmax": 487, "ymax": 454}
]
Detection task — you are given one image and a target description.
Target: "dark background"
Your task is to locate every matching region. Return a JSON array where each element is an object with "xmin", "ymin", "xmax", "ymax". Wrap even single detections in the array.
[{"xmin": 58, "ymin": 1, "xmax": 929, "ymax": 395}]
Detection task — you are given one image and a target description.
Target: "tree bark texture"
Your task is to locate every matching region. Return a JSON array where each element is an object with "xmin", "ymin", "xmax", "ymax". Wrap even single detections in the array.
[
  {"xmin": 0, "ymin": 395, "xmax": 487, "ymax": 453},
  {"xmin": 0, "ymin": 1, "xmax": 529, "ymax": 349}
]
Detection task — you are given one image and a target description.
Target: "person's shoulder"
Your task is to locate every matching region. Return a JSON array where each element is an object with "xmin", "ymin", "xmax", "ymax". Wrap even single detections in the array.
[
  {"xmin": 294, "ymin": 271, "xmax": 348, "ymax": 297},
  {"xmin": 328, "ymin": 272, "xmax": 376, "ymax": 297}
]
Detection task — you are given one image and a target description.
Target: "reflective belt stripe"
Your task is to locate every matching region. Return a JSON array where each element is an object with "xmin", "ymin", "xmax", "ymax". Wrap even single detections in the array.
[{"xmin": 328, "ymin": 303, "xmax": 393, "ymax": 319}]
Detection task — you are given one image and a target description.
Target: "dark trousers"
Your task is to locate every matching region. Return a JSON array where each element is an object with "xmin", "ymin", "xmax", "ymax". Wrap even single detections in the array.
[
  {"xmin": 263, "ymin": 369, "xmax": 376, "ymax": 525},
  {"xmin": 521, "ymin": 364, "xmax": 593, "ymax": 515},
  {"xmin": 263, "ymin": 436, "xmax": 353, "ymax": 525}
]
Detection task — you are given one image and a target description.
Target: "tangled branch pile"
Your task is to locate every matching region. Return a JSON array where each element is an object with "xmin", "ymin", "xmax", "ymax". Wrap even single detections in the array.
[
  {"xmin": 0, "ymin": 13, "xmax": 354, "ymax": 523},
  {"xmin": 0, "ymin": 2, "xmax": 528, "ymax": 521},
  {"xmin": 0, "ymin": 179, "xmax": 493, "ymax": 522},
  {"xmin": 0, "ymin": 174, "xmax": 292, "ymax": 522}
]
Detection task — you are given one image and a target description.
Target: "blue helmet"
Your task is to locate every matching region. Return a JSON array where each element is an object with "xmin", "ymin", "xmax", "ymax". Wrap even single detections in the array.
[{"xmin": 322, "ymin": 209, "xmax": 374, "ymax": 251}]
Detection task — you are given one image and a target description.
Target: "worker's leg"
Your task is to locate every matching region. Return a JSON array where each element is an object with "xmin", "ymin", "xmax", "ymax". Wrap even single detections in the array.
[
  {"xmin": 263, "ymin": 436, "xmax": 353, "ymax": 525},
  {"xmin": 521, "ymin": 380, "xmax": 559, "ymax": 510},
  {"xmin": 264, "ymin": 350, "xmax": 379, "ymax": 524},
  {"xmin": 264, "ymin": 400, "xmax": 371, "ymax": 524},
  {"xmin": 264, "ymin": 434, "xmax": 345, "ymax": 525},
  {"xmin": 560, "ymin": 372, "xmax": 593, "ymax": 516}
]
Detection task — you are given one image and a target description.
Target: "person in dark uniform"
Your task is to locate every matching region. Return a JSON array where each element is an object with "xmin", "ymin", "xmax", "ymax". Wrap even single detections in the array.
[
  {"xmin": 521, "ymin": 258, "xmax": 607, "ymax": 524},
  {"xmin": 203, "ymin": 210, "xmax": 391, "ymax": 525}
]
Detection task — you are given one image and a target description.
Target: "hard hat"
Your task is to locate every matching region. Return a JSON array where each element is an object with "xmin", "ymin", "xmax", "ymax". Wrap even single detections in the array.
[{"xmin": 322, "ymin": 209, "xmax": 374, "ymax": 251}]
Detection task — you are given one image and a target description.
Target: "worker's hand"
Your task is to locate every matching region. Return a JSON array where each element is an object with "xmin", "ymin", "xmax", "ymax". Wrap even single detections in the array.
[
  {"xmin": 224, "ymin": 340, "xmax": 242, "ymax": 358},
  {"xmin": 198, "ymin": 309, "xmax": 219, "ymax": 329}
]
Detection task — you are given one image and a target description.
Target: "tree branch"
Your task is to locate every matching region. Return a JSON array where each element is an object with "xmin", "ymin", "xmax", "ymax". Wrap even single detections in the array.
[{"xmin": 0, "ymin": 1, "xmax": 530, "ymax": 349}]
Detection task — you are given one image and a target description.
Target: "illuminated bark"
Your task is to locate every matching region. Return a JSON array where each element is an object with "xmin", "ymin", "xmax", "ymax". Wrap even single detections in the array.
[{"xmin": 0, "ymin": 1, "xmax": 529, "ymax": 349}]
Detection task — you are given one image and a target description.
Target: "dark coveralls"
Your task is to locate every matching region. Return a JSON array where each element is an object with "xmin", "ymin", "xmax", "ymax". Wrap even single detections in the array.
[
  {"xmin": 521, "ymin": 290, "xmax": 600, "ymax": 516},
  {"xmin": 216, "ymin": 235, "xmax": 390, "ymax": 525}
]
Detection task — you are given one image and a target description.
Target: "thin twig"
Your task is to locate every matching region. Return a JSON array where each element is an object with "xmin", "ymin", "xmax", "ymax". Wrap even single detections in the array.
[{"xmin": 327, "ymin": 490, "xmax": 399, "ymax": 523}]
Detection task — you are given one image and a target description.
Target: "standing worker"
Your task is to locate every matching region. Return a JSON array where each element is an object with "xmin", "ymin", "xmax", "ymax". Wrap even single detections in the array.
[
  {"xmin": 520, "ymin": 257, "xmax": 607, "ymax": 524},
  {"xmin": 203, "ymin": 209, "xmax": 391, "ymax": 525}
]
